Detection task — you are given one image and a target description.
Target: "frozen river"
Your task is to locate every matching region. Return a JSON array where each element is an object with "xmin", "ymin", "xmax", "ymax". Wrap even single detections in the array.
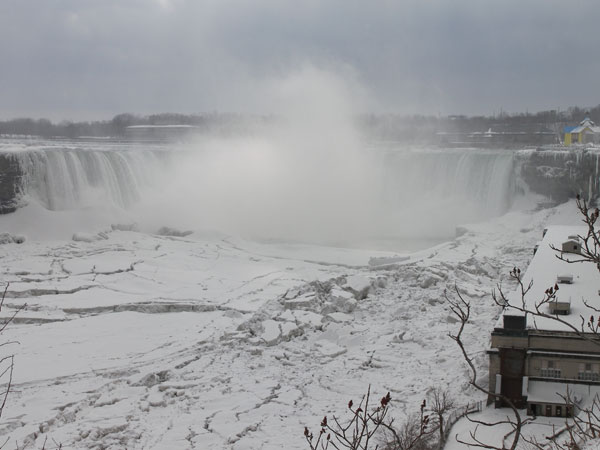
[{"xmin": 0, "ymin": 201, "xmax": 570, "ymax": 449}]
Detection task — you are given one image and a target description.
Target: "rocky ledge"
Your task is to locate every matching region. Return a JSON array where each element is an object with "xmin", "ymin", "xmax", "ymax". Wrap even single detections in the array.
[{"xmin": 0, "ymin": 153, "xmax": 23, "ymax": 214}]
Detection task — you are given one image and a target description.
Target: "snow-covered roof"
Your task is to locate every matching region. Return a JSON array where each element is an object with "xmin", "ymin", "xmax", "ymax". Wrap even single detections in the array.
[
  {"xmin": 569, "ymin": 118, "xmax": 600, "ymax": 134},
  {"xmin": 527, "ymin": 380, "xmax": 600, "ymax": 405},
  {"xmin": 502, "ymin": 226, "xmax": 600, "ymax": 332},
  {"xmin": 581, "ymin": 117, "xmax": 596, "ymax": 127},
  {"xmin": 570, "ymin": 125, "xmax": 600, "ymax": 134}
]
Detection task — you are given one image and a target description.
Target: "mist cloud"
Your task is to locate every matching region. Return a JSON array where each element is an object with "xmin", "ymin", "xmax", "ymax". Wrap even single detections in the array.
[{"xmin": 131, "ymin": 66, "xmax": 382, "ymax": 244}]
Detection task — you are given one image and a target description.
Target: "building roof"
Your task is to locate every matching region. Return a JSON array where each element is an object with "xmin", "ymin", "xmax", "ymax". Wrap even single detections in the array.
[
  {"xmin": 580, "ymin": 117, "xmax": 596, "ymax": 127},
  {"xmin": 500, "ymin": 226, "xmax": 600, "ymax": 332},
  {"xmin": 570, "ymin": 125, "xmax": 600, "ymax": 134},
  {"xmin": 568, "ymin": 118, "xmax": 600, "ymax": 134}
]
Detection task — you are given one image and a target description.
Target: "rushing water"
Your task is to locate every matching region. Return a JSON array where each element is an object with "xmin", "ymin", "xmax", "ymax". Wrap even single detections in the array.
[
  {"xmin": 380, "ymin": 148, "xmax": 516, "ymax": 219},
  {"xmin": 1, "ymin": 138, "xmax": 521, "ymax": 247}
]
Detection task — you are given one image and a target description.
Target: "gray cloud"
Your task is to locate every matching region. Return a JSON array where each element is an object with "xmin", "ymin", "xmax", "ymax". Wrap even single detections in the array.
[{"xmin": 1, "ymin": 0, "xmax": 599, "ymax": 120}]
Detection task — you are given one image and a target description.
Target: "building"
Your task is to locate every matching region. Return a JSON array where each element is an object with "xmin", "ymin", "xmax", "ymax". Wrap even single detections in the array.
[
  {"xmin": 564, "ymin": 118, "xmax": 600, "ymax": 146},
  {"xmin": 488, "ymin": 226, "xmax": 600, "ymax": 417},
  {"xmin": 436, "ymin": 127, "xmax": 556, "ymax": 148},
  {"xmin": 125, "ymin": 124, "xmax": 199, "ymax": 141}
]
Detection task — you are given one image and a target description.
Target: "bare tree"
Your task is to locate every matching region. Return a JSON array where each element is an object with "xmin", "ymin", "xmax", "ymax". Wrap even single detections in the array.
[
  {"xmin": 381, "ymin": 402, "xmax": 435, "ymax": 450},
  {"xmin": 303, "ymin": 386, "xmax": 433, "ymax": 450},
  {"xmin": 446, "ymin": 285, "xmax": 533, "ymax": 450},
  {"xmin": 427, "ymin": 387, "xmax": 454, "ymax": 448},
  {"xmin": 552, "ymin": 194, "xmax": 600, "ymax": 271},
  {"xmin": 0, "ymin": 282, "xmax": 26, "ymax": 449}
]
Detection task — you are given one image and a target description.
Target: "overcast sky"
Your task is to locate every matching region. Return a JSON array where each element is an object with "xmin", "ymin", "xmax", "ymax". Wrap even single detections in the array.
[{"xmin": 1, "ymin": 0, "xmax": 599, "ymax": 120}]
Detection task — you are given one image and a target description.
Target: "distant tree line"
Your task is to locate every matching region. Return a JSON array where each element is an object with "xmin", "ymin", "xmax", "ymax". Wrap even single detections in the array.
[
  {"xmin": 0, "ymin": 112, "xmax": 274, "ymax": 139},
  {"xmin": 1, "ymin": 104, "xmax": 599, "ymax": 142},
  {"xmin": 358, "ymin": 104, "xmax": 600, "ymax": 143}
]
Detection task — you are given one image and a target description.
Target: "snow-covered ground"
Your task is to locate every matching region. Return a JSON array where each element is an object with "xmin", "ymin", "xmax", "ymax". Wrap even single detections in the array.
[{"xmin": 0, "ymin": 198, "xmax": 583, "ymax": 449}]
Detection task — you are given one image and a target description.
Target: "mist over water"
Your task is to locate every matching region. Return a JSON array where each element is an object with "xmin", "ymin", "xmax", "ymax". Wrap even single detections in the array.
[
  {"xmin": 131, "ymin": 68, "xmax": 517, "ymax": 247},
  {"xmin": 133, "ymin": 69, "xmax": 379, "ymax": 244},
  {"xmin": 6, "ymin": 68, "xmax": 519, "ymax": 249}
]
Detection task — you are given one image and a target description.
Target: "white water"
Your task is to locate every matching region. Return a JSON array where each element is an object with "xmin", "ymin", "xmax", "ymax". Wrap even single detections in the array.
[
  {"xmin": 380, "ymin": 149, "xmax": 516, "ymax": 236},
  {"xmin": 382, "ymin": 149, "xmax": 515, "ymax": 214},
  {"xmin": 3, "ymin": 138, "xmax": 520, "ymax": 246},
  {"xmin": 13, "ymin": 146, "xmax": 169, "ymax": 210}
]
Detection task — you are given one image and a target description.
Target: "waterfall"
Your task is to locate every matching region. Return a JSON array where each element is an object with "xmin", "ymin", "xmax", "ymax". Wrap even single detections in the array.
[
  {"xmin": 1, "ymin": 138, "xmax": 520, "ymax": 219},
  {"xmin": 2, "ymin": 142, "xmax": 521, "ymax": 240},
  {"xmin": 380, "ymin": 149, "xmax": 516, "ymax": 219},
  {"xmin": 11, "ymin": 145, "xmax": 170, "ymax": 211},
  {"xmin": 0, "ymin": 138, "xmax": 537, "ymax": 245}
]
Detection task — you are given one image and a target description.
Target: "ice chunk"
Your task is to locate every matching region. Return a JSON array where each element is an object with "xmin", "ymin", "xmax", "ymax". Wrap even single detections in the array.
[
  {"xmin": 0, "ymin": 233, "xmax": 25, "ymax": 244},
  {"xmin": 343, "ymin": 275, "xmax": 372, "ymax": 299},
  {"xmin": 147, "ymin": 392, "xmax": 166, "ymax": 407},
  {"xmin": 260, "ymin": 320, "xmax": 281, "ymax": 346},
  {"xmin": 368, "ymin": 255, "xmax": 409, "ymax": 267},
  {"xmin": 156, "ymin": 226, "xmax": 193, "ymax": 237},
  {"xmin": 72, "ymin": 232, "xmax": 108, "ymax": 242},
  {"xmin": 314, "ymin": 341, "xmax": 347, "ymax": 358},
  {"xmin": 111, "ymin": 223, "xmax": 139, "ymax": 232},
  {"xmin": 282, "ymin": 292, "xmax": 317, "ymax": 310},
  {"xmin": 329, "ymin": 288, "xmax": 357, "ymax": 313},
  {"xmin": 325, "ymin": 312, "xmax": 353, "ymax": 323}
]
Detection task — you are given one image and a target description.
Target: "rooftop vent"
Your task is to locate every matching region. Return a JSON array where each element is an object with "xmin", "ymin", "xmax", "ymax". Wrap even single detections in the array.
[
  {"xmin": 504, "ymin": 314, "xmax": 526, "ymax": 331},
  {"xmin": 557, "ymin": 274, "xmax": 574, "ymax": 284},
  {"xmin": 562, "ymin": 240, "xmax": 581, "ymax": 255},
  {"xmin": 549, "ymin": 297, "xmax": 571, "ymax": 315}
]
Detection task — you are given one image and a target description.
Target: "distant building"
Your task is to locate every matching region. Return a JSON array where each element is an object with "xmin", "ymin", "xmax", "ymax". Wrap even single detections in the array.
[
  {"xmin": 125, "ymin": 125, "xmax": 199, "ymax": 141},
  {"xmin": 436, "ymin": 127, "xmax": 556, "ymax": 147},
  {"xmin": 488, "ymin": 226, "xmax": 600, "ymax": 418},
  {"xmin": 563, "ymin": 118, "xmax": 600, "ymax": 145}
]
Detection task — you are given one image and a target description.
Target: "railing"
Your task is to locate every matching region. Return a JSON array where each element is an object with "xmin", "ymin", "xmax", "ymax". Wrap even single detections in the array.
[
  {"xmin": 540, "ymin": 368, "xmax": 562, "ymax": 378},
  {"xmin": 440, "ymin": 400, "xmax": 483, "ymax": 449},
  {"xmin": 578, "ymin": 371, "xmax": 600, "ymax": 381}
]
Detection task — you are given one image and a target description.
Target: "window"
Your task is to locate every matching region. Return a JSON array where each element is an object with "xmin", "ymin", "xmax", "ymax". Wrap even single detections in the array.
[
  {"xmin": 578, "ymin": 371, "xmax": 600, "ymax": 381},
  {"xmin": 541, "ymin": 368, "xmax": 561, "ymax": 378},
  {"xmin": 556, "ymin": 406, "xmax": 562, "ymax": 417},
  {"xmin": 541, "ymin": 361, "xmax": 562, "ymax": 378},
  {"xmin": 578, "ymin": 363, "xmax": 599, "ymax": 381}
]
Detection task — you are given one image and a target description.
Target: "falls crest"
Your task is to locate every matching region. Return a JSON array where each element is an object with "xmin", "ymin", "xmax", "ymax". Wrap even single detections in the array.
[
  {"xmin": 14, "ymin": 147, "xmax": 168, "ymax": 210},
  {"xmin": 380, "ymin": 149, "xmax": 516, "ymax": 221},
  {"xmin": 3, "ymin": 141, "xmax": 522, "ymax": 243}
]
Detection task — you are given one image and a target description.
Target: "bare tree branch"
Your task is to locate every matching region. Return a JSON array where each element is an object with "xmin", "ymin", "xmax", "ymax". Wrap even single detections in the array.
[{"xmin": 446, "ymin": 284, "xmax": 526, "ymax": 450}]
